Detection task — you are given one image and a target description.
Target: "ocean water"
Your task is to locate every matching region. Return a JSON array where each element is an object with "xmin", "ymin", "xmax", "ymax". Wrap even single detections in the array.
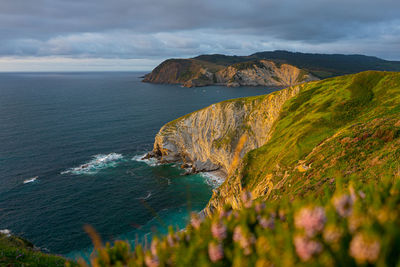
[{"xmin": 0, "ymin": 72, "xmax": 279, "ymax": 259}]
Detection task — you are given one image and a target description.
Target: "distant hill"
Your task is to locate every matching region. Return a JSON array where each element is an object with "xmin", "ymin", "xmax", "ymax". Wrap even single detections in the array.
[
  {"xmin": 249, "ymin": 50, "xmax": 400, "ymax": 78},
  {"xmin": 143, "ymin": 50, "xmax": 400, "ymax": 87}
]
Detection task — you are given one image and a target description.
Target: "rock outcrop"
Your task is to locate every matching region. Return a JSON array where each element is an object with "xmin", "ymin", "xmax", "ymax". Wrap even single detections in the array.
[
  {"xmin": 147, "ymin": 84, "xmax": 303, "ymax": 176},
  {"xmin": 215, "ymin": 60, "xmax": 317, "ymax": 87},
  {"xmin": 143, "ymin": 58, "xmax": 318, "ymax": 88}
]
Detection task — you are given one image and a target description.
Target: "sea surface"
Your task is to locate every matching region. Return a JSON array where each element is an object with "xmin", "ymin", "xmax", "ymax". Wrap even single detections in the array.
[{"xmin": 0, "ymin": 72, "xmax": 279, "ymax": 259}]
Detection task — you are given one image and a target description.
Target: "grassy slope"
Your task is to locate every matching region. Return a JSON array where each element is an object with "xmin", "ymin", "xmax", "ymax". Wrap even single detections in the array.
[
  {"xmin": 239, "ymin": 71, "xmax": 400, "ymax": 199},
  {"xmin": 0, "ymin": 233, "xmax": 76, "ymax": 267}
]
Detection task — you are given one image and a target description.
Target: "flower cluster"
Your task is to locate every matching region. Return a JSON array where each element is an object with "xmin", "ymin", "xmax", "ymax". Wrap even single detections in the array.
[
  {"xmin": 293, "ymin": 235, "xmax": 322, "ymax": 261},
  {"xmin": 85, "ymin": 178, "xmax": 400, "ymax": 267},
  {"xmin": 294, "ymin": 206, "xmax": 326, "ymax": 237},
  {"xmin": 350, "ymin": 233, "xmax": 381, "ymax": 264}
]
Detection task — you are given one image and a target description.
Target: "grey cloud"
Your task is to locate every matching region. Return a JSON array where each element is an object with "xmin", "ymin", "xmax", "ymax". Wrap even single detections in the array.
[{"xmin": 0, "ymin": 0, "xmax": 399, "ymax": 61}]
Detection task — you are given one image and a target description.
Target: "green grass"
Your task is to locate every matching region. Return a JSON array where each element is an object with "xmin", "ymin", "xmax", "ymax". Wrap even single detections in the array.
[
  {"xmin": 238, "ymin": 71, "xmax": 400, "ymax": 196},
  {"xmin": 0, "ymin": 233, "xmax": 76, "ymax": 267}
]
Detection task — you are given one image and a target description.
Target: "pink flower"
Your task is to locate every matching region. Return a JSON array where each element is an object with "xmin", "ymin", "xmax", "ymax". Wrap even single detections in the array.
[
  {"xmin": 150, "ymin": 240, "xmax": 158, "ymax": 256},
  {"xmin": 350, "ymin": 233, "xmax": 380, "ymax": 264},
  {"xmin": 233, "ymin": 226, "xmax": 243, "ymax": 242},
  {"xmin": 240, "ymin": 235, "xmax": 256, "ymax": 255},
  {"xmin": 332, "ymin": 194, "xmax": 354, "ymax": 217},
  {"xmin": 241, "ymin": 191, "xmax": 253, "ymax": 208},
  {"xmin": 295, "ymin": 206, "xmax": 326, "ymax": 237},
  {"xmin": 258, "ymin": 215, "xmax": 275, "ymax": 230},
  {"xmin": 190, "ymin": 213, "xmax": 202, "ymax": 229},
  {"xmin": 211, "ymin": 221, "xmax": 227, "ymax": 240},
  {"xmin": 208, "ymin": 242, "xmax": 224, "ymax": 262},
  {"xmin": 145, "ymin": 254, "xmax": 159, "ymax": 267},
  {"xmin": 294, "ymin": 236, "xmax": 323, "ymax": 261},
  {"xmin": 167, "ymin": 233, "xmax": 175, "ymax": 247},
  {"xmin": 233, "ymin": 226, "xmax": 255, "ymax": 254}
]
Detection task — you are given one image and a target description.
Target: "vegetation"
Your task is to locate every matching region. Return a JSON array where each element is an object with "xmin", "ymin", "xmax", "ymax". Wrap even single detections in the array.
[
  {"xmin": 82, "ymin": 176, "xmax": 400, "ymax": 266},
  {"xmin": 231, "ymin": 61, "xmax": 265, "ymax": 71},
  {"xmin": 0, "ymin": 233, "xmax": 75, "ymax": 266},
  {"xmin": 239, "ymin": 71, "xmax": 400, "ymax": 200},
  {"xmin": 250, "ymin": 51, "xmax": 400, "ymax": 78}
]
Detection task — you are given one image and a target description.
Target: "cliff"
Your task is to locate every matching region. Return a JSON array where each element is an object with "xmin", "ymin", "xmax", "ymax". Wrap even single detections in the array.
[
  {"xmin": 148, "ymin": 71, "xmax": 400, "ymax": 215},
  {"xmin": 147, "ymin": 84, "xmax": 303, "ymax": 175},
  {"xmin": 215, "ymin": 60, "xmax": 317, "ymax": 87},
  {"xmin": 143, "ymin": 58, "xmax": 318, "ymax": 87},
  {"xmin": 142, "ymin": 58, "xmax": 223, "ymax": 87}
]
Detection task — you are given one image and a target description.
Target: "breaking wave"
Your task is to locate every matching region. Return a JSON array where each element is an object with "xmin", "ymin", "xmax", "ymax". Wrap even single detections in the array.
[
  {"xmin": 61, "ymin": 153, "xmax": 124, "ymax": 175},
  {"xmin": 200, "ymin": 172, "xmax": 225, "ymax": 188},
  {"xmin": 0, "ymin": 229, "xmax": 11, "ymax": 237},
  {"xmin": 132, "ymin": 153, "xmax": 160, "ymax": 167},
  {"xmin": 136, "ymin": 191, "xmax": 152, "ymax": 200},
  {"xmin": 23, "ymin": 176, "xmax": 38, "ymax": 184}
]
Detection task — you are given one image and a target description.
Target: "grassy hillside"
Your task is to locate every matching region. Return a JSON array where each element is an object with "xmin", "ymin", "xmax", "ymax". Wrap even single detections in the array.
[
  {"xmin": 251, "ymin": 51, "xmax": 400, "ymax": 78},
  {"xmin": 239, "ymin": 71, "xmax": 400, "ymax": 199},
  {"xmin": 0, "ymin": 233, "xmax": 75, "ymax": 266}
]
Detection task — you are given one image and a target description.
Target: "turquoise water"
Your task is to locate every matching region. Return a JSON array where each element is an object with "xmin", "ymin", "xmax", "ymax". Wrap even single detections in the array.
[{"xmin": 0, "ymin": 72, "xmax": 278, "ymax": 259}]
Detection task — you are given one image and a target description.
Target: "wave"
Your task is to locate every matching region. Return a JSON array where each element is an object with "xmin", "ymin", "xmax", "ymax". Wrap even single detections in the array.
[
  {"xmin": 61, "ymin": 153, "xmax": 124, "ymax": 175},
  {"xmin": 132, "ymin": 153, "xmax": 160, "ymax": 167},
  {"xmin": 200, "ymin": 172, "xmax": 225, "ymax": 188},
  {"xmin": 23, "ymin": 176, "xmax": 38, "ymax": 184},
  {"xmin": 0, "ymin": 229, "xmax": 11, "ymax": 237},
  {"xmin": 136, "ymin": 191, "xmax": 152, "ymax": 200}
]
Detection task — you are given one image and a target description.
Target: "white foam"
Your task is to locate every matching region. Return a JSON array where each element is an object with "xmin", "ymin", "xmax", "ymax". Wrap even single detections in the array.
[
  {"xmin": 200, "ymin": 172, "xmax": 225, "ymax": 188},
  {"xmin": 136, "ymin": 191, "xmax": 152, "ymax": 200},
  {"xmin": 61, "ymin": 153, "xmax": 124, "ymax": 175},
  {"xmin": 23, "ymin": 176, "xmax": 38, "ymax": 184},
  {"xmin": 132, "ymin": 153, "xmax": 160, "ymax": 167},
  {"xmin": 0, "ymin": 229, "xmax": 11, "ymax": 237}
]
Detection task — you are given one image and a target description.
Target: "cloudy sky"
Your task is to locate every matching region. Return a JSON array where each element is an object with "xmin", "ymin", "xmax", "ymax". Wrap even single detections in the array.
[{"xmin": 0, "ymin": 0, "xmax": 399, "ymax": 71}]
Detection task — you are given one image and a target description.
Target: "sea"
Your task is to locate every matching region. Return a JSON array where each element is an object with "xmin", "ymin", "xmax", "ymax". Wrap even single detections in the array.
[{"xmin": 0, "ymin": 72, "xmax": 278, "ymax": 260}]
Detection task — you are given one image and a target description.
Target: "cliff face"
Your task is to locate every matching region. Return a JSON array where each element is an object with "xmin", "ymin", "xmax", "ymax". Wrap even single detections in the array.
[
  {"xmin": 143, "ymin": 58, "xmax": 318, "ymax": 87},
  {"xmin": 142, "ymin": 59, "xmax": 217, "ymax": 86},
  {"xmin": 215, "ymin": 60, "xmax": 317, "ymax": 87},
  {"xmin": 148, "ymin": 85, "xmax": 302, "ymax": 175}
]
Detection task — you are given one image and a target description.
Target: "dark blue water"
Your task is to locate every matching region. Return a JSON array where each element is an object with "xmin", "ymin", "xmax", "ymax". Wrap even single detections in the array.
[{"xmin": 0, "ymin": 72, "xmax": 277, "ymax": 258}]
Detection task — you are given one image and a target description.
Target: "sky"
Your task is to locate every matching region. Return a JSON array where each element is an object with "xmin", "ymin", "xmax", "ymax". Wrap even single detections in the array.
[{"xmin": 0, "ymin": 0, "xmax": 399, "ymax": 71}]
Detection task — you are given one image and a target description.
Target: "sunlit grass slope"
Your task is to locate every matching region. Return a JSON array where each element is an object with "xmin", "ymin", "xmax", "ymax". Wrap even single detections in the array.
[{"xmin": 239, "ymin": 71, "xmax": 400, "ymax": 199}]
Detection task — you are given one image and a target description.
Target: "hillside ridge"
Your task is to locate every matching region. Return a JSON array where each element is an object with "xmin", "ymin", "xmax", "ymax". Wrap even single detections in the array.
[{"xmin": 143, "ymin": 51, "xmax": 400, "ymax": 87}]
